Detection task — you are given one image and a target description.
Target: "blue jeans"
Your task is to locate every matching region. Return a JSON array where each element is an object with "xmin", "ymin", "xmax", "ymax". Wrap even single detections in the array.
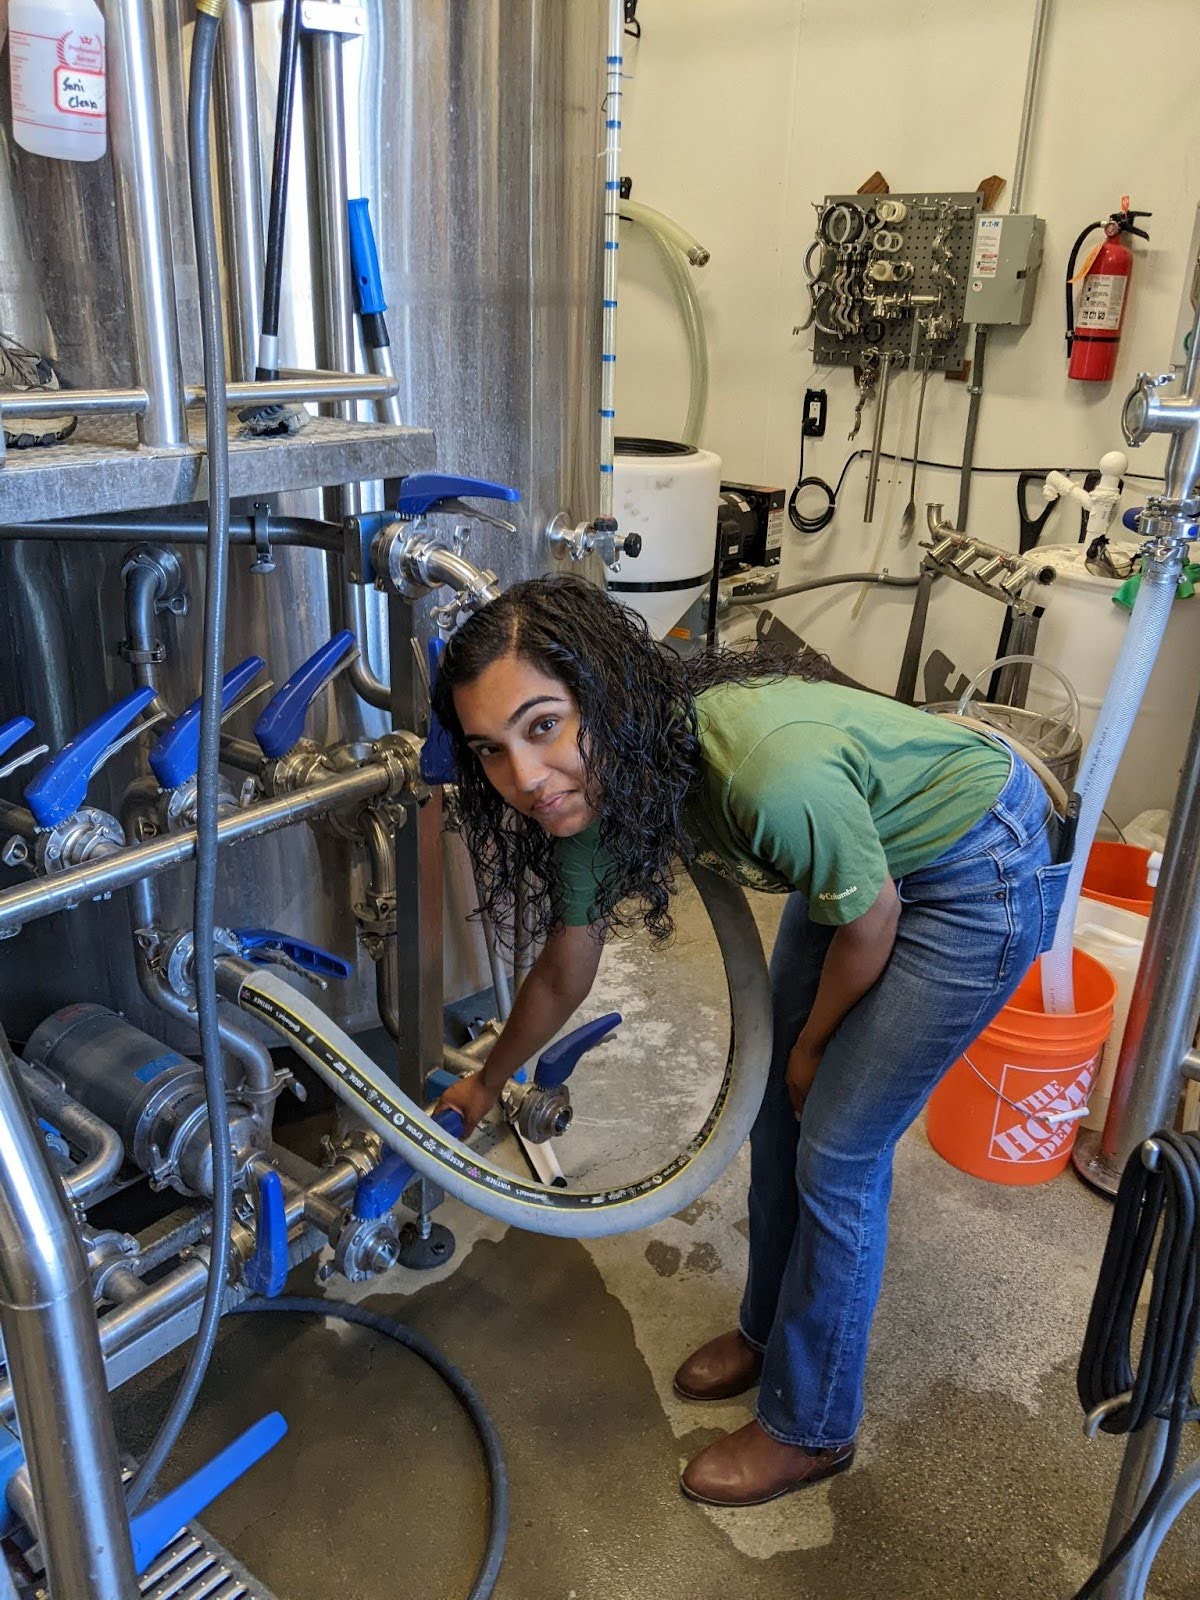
[{"xmin": 738, "ymin": 756, "xmax": 1068, "ymax": 1448}]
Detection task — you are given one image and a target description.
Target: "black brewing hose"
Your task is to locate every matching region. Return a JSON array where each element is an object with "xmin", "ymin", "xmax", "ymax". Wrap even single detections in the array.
[
  {"xmin": 126, "ymin": 0, "xmax": 235, "ymax": 1510},
  {"xmin": 257, "ymin": 0, "xmax": 302, "ymax": 384},
  {"xmin": 1072, "ymin": 1129, "xmax": 1200, "ymax": 1598},
  {"xmin": 235, "ymin": 1298, "xmax": 508, "ymax": 1600}
]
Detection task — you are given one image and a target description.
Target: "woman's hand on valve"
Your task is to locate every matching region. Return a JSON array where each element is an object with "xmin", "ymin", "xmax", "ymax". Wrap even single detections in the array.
[{"xmin": 434, "ymin": 1070, "xmax": 503, "ymax": 1137}]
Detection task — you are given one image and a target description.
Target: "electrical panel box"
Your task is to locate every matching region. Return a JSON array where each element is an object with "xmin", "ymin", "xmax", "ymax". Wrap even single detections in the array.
[{"xmin": 965, "ymin": 213, "xmax": 1045, "ymax": 326}]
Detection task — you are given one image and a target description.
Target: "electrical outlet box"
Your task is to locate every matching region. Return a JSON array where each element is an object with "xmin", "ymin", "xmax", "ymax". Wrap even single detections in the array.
[
  {"xmin": 966, "ymin": 213, "xmax": 1045, "ymax": 326},
  {"xmin": 803, "ymin": 388, "xmax": 827, "ymax": 437}
]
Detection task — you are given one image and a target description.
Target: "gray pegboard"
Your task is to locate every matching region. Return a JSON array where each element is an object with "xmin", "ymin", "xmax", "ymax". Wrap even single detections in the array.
[{"xmin": 809, "ymin": 191, "xmax": 982, "ymax": 371}]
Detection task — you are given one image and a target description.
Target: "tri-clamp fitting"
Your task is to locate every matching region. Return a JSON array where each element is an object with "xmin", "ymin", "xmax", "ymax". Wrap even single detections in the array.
[
  {"xmin": 1122, "ymin": 370, "xmax": 1200, "ymax": 524},
  {"xmin": 547, "ymin": 513, "xmax": 643, "ymax": 573},
  {"xmin": 373, "ymin": 520, "xmax": 501, "ymax": 611},
  {"xmin": 1122, "ymin": 373, "xmax": 1187, "ymax": 451},
  {"xmin": 353, "ymin": 473, "xmax": 518, "ymax": 610}
]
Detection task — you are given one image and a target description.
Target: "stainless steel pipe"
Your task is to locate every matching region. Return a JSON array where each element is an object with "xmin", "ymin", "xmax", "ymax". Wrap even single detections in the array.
[
  {"xmin": 0, "ymin": 388, "xmax": 149, "ymax": 419},
  {"xmin": 18, "ymin": 1062, "xmax": 125, "ymax": 1206},
  {"xmin": 0, "ymin": 374, "xmax": 396, "ymax": 420},
  {"xmin": 189, "ymin": 375, "xmax": 396, "ymax": 407},
  {"xmin": 106, "ymin": 0, "xmax": 188, "ymax": 449},
  {"xmin": 127, "ymin": 869, "xmax": 278, "ymax": 1134},
  {"xmin": 862, "ymin": 355, "xmax": 894, "ymax": 523},
  {"xmin": 0, "ymin": 515, "xmax": 341, "ymax": 549},
  {"xmin": 0, "ymin": 765, "xmax": 391, "ymax": 936},
  {"xmin": 0, "ymin": 1147, "xmax": 364, "ymax": 1429},
  {"xmin": 360, "ymin": 809, "xmax": 401, "ymax": 1041},
  {"xmin": 0, "ymin": 1040, "xmax": 139, "ymax": 1597},
  {"xmin": 215, "ymin": 0, "xmax": 266, "ymax": 381},
  {"xmin": 310, "ymin": 19, "xmax": 393, "ymax": 713}
]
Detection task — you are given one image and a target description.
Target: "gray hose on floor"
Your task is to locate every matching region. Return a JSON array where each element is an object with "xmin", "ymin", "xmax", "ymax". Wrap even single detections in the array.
[
  {"xmin": 723, "ymin": 571, "xmax": 921, "ymax": 608},
  {"xmin": 126, "ymin": 2, "xmax": 235, "ymax": 1510},
  {"xmin": 220, "ymin": 866, "xmax": 773, "ymax": 1239},
  {"xmin": 235, "ymin": 1297, "xmax": 507, "ymax": 1600}
]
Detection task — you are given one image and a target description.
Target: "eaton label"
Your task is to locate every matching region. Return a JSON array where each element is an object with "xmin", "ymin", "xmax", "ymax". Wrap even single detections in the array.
[{"xmin": 972, "ymin": 216, "xmax": 1003, "ymax": 279}]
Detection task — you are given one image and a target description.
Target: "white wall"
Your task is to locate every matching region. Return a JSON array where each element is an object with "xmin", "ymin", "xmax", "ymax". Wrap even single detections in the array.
[{"xmin": 617, "ymin": 0, "xmax": 1198, "ymax": 700}]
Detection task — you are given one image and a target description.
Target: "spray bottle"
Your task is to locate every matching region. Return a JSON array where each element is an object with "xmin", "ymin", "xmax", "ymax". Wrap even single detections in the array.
[{"xmin": 8, "ymin": 0, "xmax": 107, "ymax": 163}]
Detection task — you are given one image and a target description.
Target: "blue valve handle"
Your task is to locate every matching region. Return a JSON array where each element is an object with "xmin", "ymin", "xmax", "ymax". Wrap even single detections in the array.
[
  {"xmin": 253, "ymin": 630, "xmax": 355, "ymax": 760},
  {"xmin": 420, "ymin": 636, "xmax": 458, "ymax": 786},
  {"xmin": 347, "ymin": 197, "xmax": 387, "ymax": 318},
  {"xmin": 353, "ymin": 1108, "xmax": 464, "ymax": 1220},
  {"xmin": 243, "ymin": 1169, "xmax": 288, "ymax": 1298},
  {"xmin": 24, "ymin": 687, "xmax": 157, "ymax": 829},
  {"xmin": 149, "ymin": 655, "xmax": 266, "ymax": 791},
  {"xmin": 0, "ymin": 718, "xmax": 34, "ymax": 761},
  {"xmin": 232, "ymin": 928, "xmax": 352, "ymax": 981},
  {"xmin": 129, "ymin": 1412, "xmax": 288, "ymax": 1575},
  {"xmin": 534, "ymin": 1012, "xmax": 622, "ymax": 1090},
  {"xmin": 396, "ymin": 473, "xmax": 521, "ymax": 519}
]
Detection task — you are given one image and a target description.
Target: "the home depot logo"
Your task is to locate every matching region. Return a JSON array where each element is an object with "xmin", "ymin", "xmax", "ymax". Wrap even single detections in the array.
[{"xmin": 988, "ymin": 1056, "xmax": 1100, "ymax": 1164}]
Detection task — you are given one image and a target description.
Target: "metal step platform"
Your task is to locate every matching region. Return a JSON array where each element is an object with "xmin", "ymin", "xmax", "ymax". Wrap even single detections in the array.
[
  {"xmin": 139, "ymin": 1523, "xmax": 279, "ymax": 1600},
  {"xmin": 0, "ymin": 412, "xmax": 432, "ymax": 526}
]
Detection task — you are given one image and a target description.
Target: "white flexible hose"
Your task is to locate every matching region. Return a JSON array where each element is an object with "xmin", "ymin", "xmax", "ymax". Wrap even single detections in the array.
[
  {"xmin": 1041, "ymin": 566, "xmax": 1180, "ymax": 1013},
  {"xmin": 621, "ymin": 211, "xmax": 709, "ymax": 446},
  {"xmin": 228, "ymin": 867, "xmax": 773, "ymax": 1239},
  {"xmin": 620, "ymin": 198, "xmax": 710, "ymax": 266}
]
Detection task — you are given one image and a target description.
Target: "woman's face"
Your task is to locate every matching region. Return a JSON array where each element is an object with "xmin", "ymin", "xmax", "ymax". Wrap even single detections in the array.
[{"xmin": 453, "ymin": 653, "xmax": 599, "ymax": 838}]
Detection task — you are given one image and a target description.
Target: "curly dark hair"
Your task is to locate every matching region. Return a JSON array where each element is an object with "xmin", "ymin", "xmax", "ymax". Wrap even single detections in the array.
[{"xmin": 432, "ymin": 575, "xmax": 829, "ymax": 945}]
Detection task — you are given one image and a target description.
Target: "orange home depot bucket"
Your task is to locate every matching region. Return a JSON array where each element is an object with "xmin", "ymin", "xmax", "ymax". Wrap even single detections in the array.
[
  {"xmin": 1083, "ymin": 841, "xmax": 1155, "ymax": 915},
  {"xmin": 926, "ymin": 950, "xmax": 1117, "ymax": 1186}
]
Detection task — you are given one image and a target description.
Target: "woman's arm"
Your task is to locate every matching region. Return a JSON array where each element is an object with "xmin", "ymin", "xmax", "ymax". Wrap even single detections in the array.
[
  {"xmin": 786, "ymin": 878, "xmax": 901, "ymax": 1116},
  {"xmin": 435, "ymin": 921, "xmax": 604, "ymax": 1133}
]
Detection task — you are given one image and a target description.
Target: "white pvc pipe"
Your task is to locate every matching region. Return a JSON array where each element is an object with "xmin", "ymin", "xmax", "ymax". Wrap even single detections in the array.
[{"xmin": 1041, "ymin": 561, "xmax": 1182, "ymax": 1013}]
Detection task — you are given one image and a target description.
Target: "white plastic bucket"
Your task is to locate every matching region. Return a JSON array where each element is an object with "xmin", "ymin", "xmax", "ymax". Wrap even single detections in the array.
[{"xmin": 1072, "ymin": 896, "xmax": 1148, "ymax": 1133}]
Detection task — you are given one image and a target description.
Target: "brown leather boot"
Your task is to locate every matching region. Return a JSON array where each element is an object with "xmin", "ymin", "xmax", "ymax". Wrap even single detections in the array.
[
  {"xmin": 680, "ymin": 1419, "xmax": 855, "ymax": 1506},
  {"xmin": 673, "ymin": 1330, "xmax": 763, "ymax": 1402}
]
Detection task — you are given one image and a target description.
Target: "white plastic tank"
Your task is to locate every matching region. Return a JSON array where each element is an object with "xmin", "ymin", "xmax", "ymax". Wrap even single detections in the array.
[
  {"xmin": 609, "ymin": 438, "xmax": 722, "ymax": 640},
  {"xmin": 1029, "ymin": 542, "xmax": 1200, "ymax": 823}
]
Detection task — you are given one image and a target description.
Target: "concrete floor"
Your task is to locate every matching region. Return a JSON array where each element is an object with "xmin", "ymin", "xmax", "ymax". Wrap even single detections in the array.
[{"xmin": 113, "ymin": 882, "xmax": 1200, "ymax": 1600}]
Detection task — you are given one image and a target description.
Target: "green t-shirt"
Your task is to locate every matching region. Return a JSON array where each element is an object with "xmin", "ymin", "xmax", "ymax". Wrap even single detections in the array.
[{"xmin": 553, "ymin": 679, "xmax": 1011, "ymax": 928}]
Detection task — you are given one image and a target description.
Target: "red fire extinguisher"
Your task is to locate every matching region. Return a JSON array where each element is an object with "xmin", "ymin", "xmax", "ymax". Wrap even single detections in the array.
[{"xmin": 1066, "ymin": 198, "xmax": 1151, "ymax": 383}]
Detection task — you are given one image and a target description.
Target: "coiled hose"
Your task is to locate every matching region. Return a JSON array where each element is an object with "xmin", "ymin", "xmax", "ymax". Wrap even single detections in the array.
[
  {"xmin": 1073, "ymin": 1129, "xmax": 1200, "ymax": 1598},
  {"xmin": 1041, "ymin": 562, "xmax": 1180, "ymax": 1015},
  {"xmin": 218, "ymin": 865, "xmax": 773, "ymax": 1239},
  {"xmin": 235, "ymin": 1298, "xmax": 507, "ymax": 1600},
  {"xmin": 127, "ymin": 0, "xmax": 235, "ymax": 1510}
]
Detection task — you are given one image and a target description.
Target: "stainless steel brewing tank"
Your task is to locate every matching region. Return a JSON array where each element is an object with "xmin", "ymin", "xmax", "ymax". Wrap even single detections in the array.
[
  {"xmin": 354, "ymin": 1, "xmax": 608, "ymax": 1003},
  {"xmin": 0, "ymin": 2, "xmax": 606, "ymax": 1039},
  {"xmin": 356, "ymin": 0, "xmax": 605, "ymax": 590},
  {"xmin": 0, "ymin": 2, "xmax": 373, "ymax": 1043}
]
